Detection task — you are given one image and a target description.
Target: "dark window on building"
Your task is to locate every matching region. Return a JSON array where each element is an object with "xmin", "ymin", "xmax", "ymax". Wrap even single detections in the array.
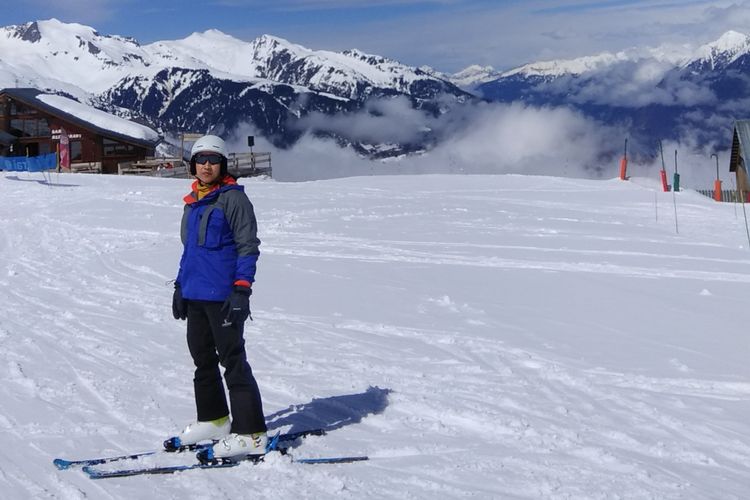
[
  {"xmin": 71, "ymin": 140, "xmax": 82, "ymax": 161},
  {"xmin": 8, "ymin": 101, "xmax": 37, "ymax": 115},
  {"xmin": 103, "ymin": 138, "xmax": 136, "ymax": 156},
  {"xmin": 9, "ymin": 118, "xmax": 50, "ymax": 138},
  {"xmin": 10, "ymin": 118, "xmax": 23, "ymax": 136},
  {"xmin": 23, "ymin": 120, "xmax": 37, "ymax": 136},
  {"xmin": 37, "ymin": 119, "xmax": 50, "ymax": 137}
]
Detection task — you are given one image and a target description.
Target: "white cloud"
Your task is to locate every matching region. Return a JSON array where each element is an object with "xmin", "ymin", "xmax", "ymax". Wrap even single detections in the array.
[
  {"xmin": 295, "ymin": 96, "xmax": 431, "ymax": 144},
  {"xmin": 553, "ymin": 61, "xmax": 717, "ymax": 108},
  {"xmin": 231, "ymin": 100, "xmax": 626, "ymax": 181},
  {"xmin": 227, "ymin": 95, "xmax": 730, "ymax": 189},
  {"xmin": 423, "ymin": 102, "xmax": 622, "ymax": 177}
]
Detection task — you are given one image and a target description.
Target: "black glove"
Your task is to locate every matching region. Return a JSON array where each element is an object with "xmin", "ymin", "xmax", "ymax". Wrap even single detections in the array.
[
  {"xmin": 172, "ymin": 284, "xmax": 188, "ymax": 320},
  {"xmin": 221, "ymin": 286, "xmax": 252, "ymax": 325}
]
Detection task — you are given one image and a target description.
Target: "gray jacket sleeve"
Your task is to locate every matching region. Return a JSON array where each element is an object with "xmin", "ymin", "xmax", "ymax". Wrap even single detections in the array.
[
  {"xmin": 220, "ymin": 189, "xmax": 260, "ymax": 283},
  {"xmin": 221, "ymin": 189, "xmax": 261, "ymax": 257}
]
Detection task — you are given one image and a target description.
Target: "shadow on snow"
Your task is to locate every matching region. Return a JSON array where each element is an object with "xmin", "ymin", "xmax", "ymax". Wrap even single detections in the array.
[
  {"xmin": 266, "ymin": 386, "xmax": 391, "ymax": 441},
  {"xmin": 5, "ymin": 175, "xmax": 80, "ymax": 187}
]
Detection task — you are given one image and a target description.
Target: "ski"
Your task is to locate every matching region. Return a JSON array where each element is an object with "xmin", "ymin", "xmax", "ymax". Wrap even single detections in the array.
[
  {"xmin": 83, "ymin": 453, "xmax": 368, "ymax": 479},
  {"xmin": 53, "ymin": 428, "xmax": 325, "ymax": 470},
  {"xmin": 54, "ymin": 450, "xmax": 161, "ymax": 471},
  {"xmin": 83, "ymin": 457, "xmax": 254, "ymax": 478},
  {"xmin": 53, "ymin": 443, "xmax": 208, "ymax": 470}
]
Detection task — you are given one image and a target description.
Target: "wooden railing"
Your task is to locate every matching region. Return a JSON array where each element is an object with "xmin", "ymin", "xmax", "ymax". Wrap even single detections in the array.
[
  {"xmin": 696, "ymin": 189, "xmax": 747, "ymax": 203},
  {"xmin": 118, "ymin": 158, "xmax": 188, "ymax": 177},
  {"xmin": 118, "ymin": 153, "xmax": 272, "ymax": 179},
  {"xmin": 69, "ymin": 162, "xmax": 102, "ymax": 174},
  {"xmin": 228, "ymin": 152, "xmax": 272, "ymax": 178}
]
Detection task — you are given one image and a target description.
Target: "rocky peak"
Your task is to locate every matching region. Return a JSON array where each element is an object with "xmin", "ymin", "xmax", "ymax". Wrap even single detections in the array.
[{"xmin": 8, "ymin": 21, "xmax": 42, "ymax": 43}]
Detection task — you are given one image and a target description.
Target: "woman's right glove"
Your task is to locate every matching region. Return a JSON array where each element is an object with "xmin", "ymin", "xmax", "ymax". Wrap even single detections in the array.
[
  {"xmin": 221, "ymin": 285, "xmax": 252, "ymax": 326},
  {"xmin": 172, "ymin": 284, "xmax": 188, "ymax": 320}
]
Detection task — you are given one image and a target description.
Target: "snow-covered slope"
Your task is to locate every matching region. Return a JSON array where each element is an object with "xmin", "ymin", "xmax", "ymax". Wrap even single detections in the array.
[
  {"xmin": 0, "ymin": 171, "xmax": 748, "ymax": 498},
  {"xmin": 144, "ymin": 29, "xmax": 263, "ymax": 81},
  {"xmin": 502, "ymin": 52, "xmax": 629, "ymax": 78}
]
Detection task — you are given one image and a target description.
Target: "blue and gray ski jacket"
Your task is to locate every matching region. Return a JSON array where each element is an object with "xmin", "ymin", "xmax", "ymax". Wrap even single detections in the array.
[{"xmin": 176, "ymin": 178, "xmax": 260, "ymax": 301}]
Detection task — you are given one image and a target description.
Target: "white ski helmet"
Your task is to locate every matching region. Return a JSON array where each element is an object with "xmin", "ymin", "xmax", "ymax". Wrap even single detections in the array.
[
  {"xmin": 191, "ymin": 134, "xmax": 227, "ymax": 158},
  {"xmin": 189, "ymin": 134, "xmax": 228, "ymax": 175}
]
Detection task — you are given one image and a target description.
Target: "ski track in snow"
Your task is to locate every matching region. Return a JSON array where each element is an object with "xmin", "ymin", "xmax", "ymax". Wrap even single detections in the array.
[{"xmin": 0, "ymin": 172, "xmax": 748, "ymax": 499}]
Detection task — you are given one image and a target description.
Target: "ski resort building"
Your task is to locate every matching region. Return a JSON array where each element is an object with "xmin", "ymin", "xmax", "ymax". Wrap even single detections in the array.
[
  {"xmin": 729, "ymin": 120, "xmax": 750, "ymax": 194},
  {"xmin": 0, "ymin": 88, "xmax": 160, "ymax": 174}
]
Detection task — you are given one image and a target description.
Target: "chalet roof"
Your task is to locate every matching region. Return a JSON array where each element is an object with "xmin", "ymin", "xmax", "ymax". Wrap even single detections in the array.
[
  {"xmin": 729, "ymin": 120, "xmax": 750, "ymax": 172},
  {"xmin": 0, "ymin": 87, "xmax": 160, "ymax": 148}
]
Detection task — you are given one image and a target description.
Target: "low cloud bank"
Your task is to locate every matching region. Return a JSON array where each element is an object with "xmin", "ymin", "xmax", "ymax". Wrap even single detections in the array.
[
  {"xmin": 546, "ymin": 59, "xmax": 718, "ymax": 109},
  {"xmin": 227, "ymin": 98, "xmax": 729, "ymax": 189}
]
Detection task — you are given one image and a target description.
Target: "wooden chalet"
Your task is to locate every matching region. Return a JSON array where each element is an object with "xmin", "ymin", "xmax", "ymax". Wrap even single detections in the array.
[
  {"xmin": 0, "ymin": 88, "xmax": 160, "ymax": 174},
  {"xmin": 729, "ymin": 120, "xmax": 750, "ymax": 194}
]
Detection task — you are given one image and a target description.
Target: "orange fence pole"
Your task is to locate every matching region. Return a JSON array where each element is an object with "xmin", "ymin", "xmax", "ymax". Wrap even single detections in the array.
[{"xmin": 714, "ymin": 179, "xmax": 723, "ymax": 201}]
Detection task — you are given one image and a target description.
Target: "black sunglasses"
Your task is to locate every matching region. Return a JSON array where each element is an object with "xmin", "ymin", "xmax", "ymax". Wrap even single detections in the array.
[{"xmin": 193, "ymin": 153, "xmax": 223, "ymax": 165}]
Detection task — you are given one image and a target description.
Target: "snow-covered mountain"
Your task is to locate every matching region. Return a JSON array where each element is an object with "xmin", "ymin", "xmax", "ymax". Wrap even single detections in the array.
[
  {"xmin": 439, "ymin": 65, "xmax": 502, "ymax": 90},
  {"xmin": 504, "ymin": 47, "xmax": 692, "ymax": 80},
  {"xmin": 0, "ymin": 20, "xmax": 150, "ymax": 98},
  {"xmin": 472, "ymin": 31, "xmax": 750, "ymax": 156},
  {"xmin": 687, "ymin": 30, "xmax": 750, "ymax": 72},
  {"xmin": 6, "ymin": 19, "xmax": 750, "ymax": 160},
  {"xmin": 0, "ymin": 19, "xmax": 471, "ymax": 156},
  {"xmin": 446, "ymin": 43, "xmax": 694, "ymax": 90}
]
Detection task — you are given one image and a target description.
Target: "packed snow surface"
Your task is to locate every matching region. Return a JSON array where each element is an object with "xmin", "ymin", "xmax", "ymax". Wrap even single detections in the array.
[{"xmin": 0, "ymin": 171, "xmax": 748, "ymax": 499}]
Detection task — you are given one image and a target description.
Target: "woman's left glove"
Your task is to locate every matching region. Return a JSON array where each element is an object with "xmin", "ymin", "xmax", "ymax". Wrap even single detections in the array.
[
  {"xmin": 172, "ymin": 284, "xmax": 188, "ymax": 320},
  {"xmin": 221, "ymin": 285, "xmax": 252, "ymax": 325}
]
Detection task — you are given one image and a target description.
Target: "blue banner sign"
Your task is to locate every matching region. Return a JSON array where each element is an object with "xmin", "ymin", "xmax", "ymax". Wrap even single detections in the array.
[{"xmin": 0, "ymin": 153, "xmax": 57, "ymax": 172}]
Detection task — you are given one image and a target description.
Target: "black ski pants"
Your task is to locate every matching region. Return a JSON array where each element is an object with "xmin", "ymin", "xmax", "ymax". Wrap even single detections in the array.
[{"xmin": 186, "ymin": 300, "xmax": 266, "ymax": 435}]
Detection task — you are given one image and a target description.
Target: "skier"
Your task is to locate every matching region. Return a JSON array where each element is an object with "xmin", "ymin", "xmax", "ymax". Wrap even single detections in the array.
[{"xmin": 171, "ymin": 134, "xmax": 267, "ymax": 459}]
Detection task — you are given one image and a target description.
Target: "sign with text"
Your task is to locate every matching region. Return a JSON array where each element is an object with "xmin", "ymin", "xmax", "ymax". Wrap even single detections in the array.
[
  {"xmin": 51, "ymin": 129, "xmax": 82, "ymax": 140},
  {"xmin": 59, "ymin": 128, "xmax": 70, "ymax": 171}
]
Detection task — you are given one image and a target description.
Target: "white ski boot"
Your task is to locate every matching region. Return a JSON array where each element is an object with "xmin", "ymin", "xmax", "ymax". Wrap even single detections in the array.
[
  {"xmin": 175, "ymin": 416, "xmax": 231, "ymax": 447},
  {"xmin": 211, "ymin": 432, "xmax": 268, "ymax": 459}
]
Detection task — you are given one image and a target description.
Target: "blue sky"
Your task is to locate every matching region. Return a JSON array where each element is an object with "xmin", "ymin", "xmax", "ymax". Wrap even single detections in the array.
[{"xmin": 3, "ymin": 1, "xmax": 749, "ymax": 72}]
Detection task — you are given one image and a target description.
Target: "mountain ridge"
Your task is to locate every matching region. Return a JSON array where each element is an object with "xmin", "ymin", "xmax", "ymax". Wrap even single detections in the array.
[
  {"xmin": 3, "ymin": 19, "xmax": 750, "ymax": 159},
  {"xmin": 463, "ymin": 30, "xmax": 750, "ymax": 155},
  {"xmin": 0, "ymin": 19, "xmax": 471, "ymax": 156}
]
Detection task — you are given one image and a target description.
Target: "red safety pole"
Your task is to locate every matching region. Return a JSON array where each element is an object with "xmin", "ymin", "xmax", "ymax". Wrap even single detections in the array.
[
  {"xmin": 619, "ymin": 138, "xmax": 628, "ymax": 180},
  {"xmin": 659, "ymin": 141, "xmax": 670, "ymax": 192},
  {"xmin": 712, "ymin": 153, "xmax": 722, "ymax": 202}
]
